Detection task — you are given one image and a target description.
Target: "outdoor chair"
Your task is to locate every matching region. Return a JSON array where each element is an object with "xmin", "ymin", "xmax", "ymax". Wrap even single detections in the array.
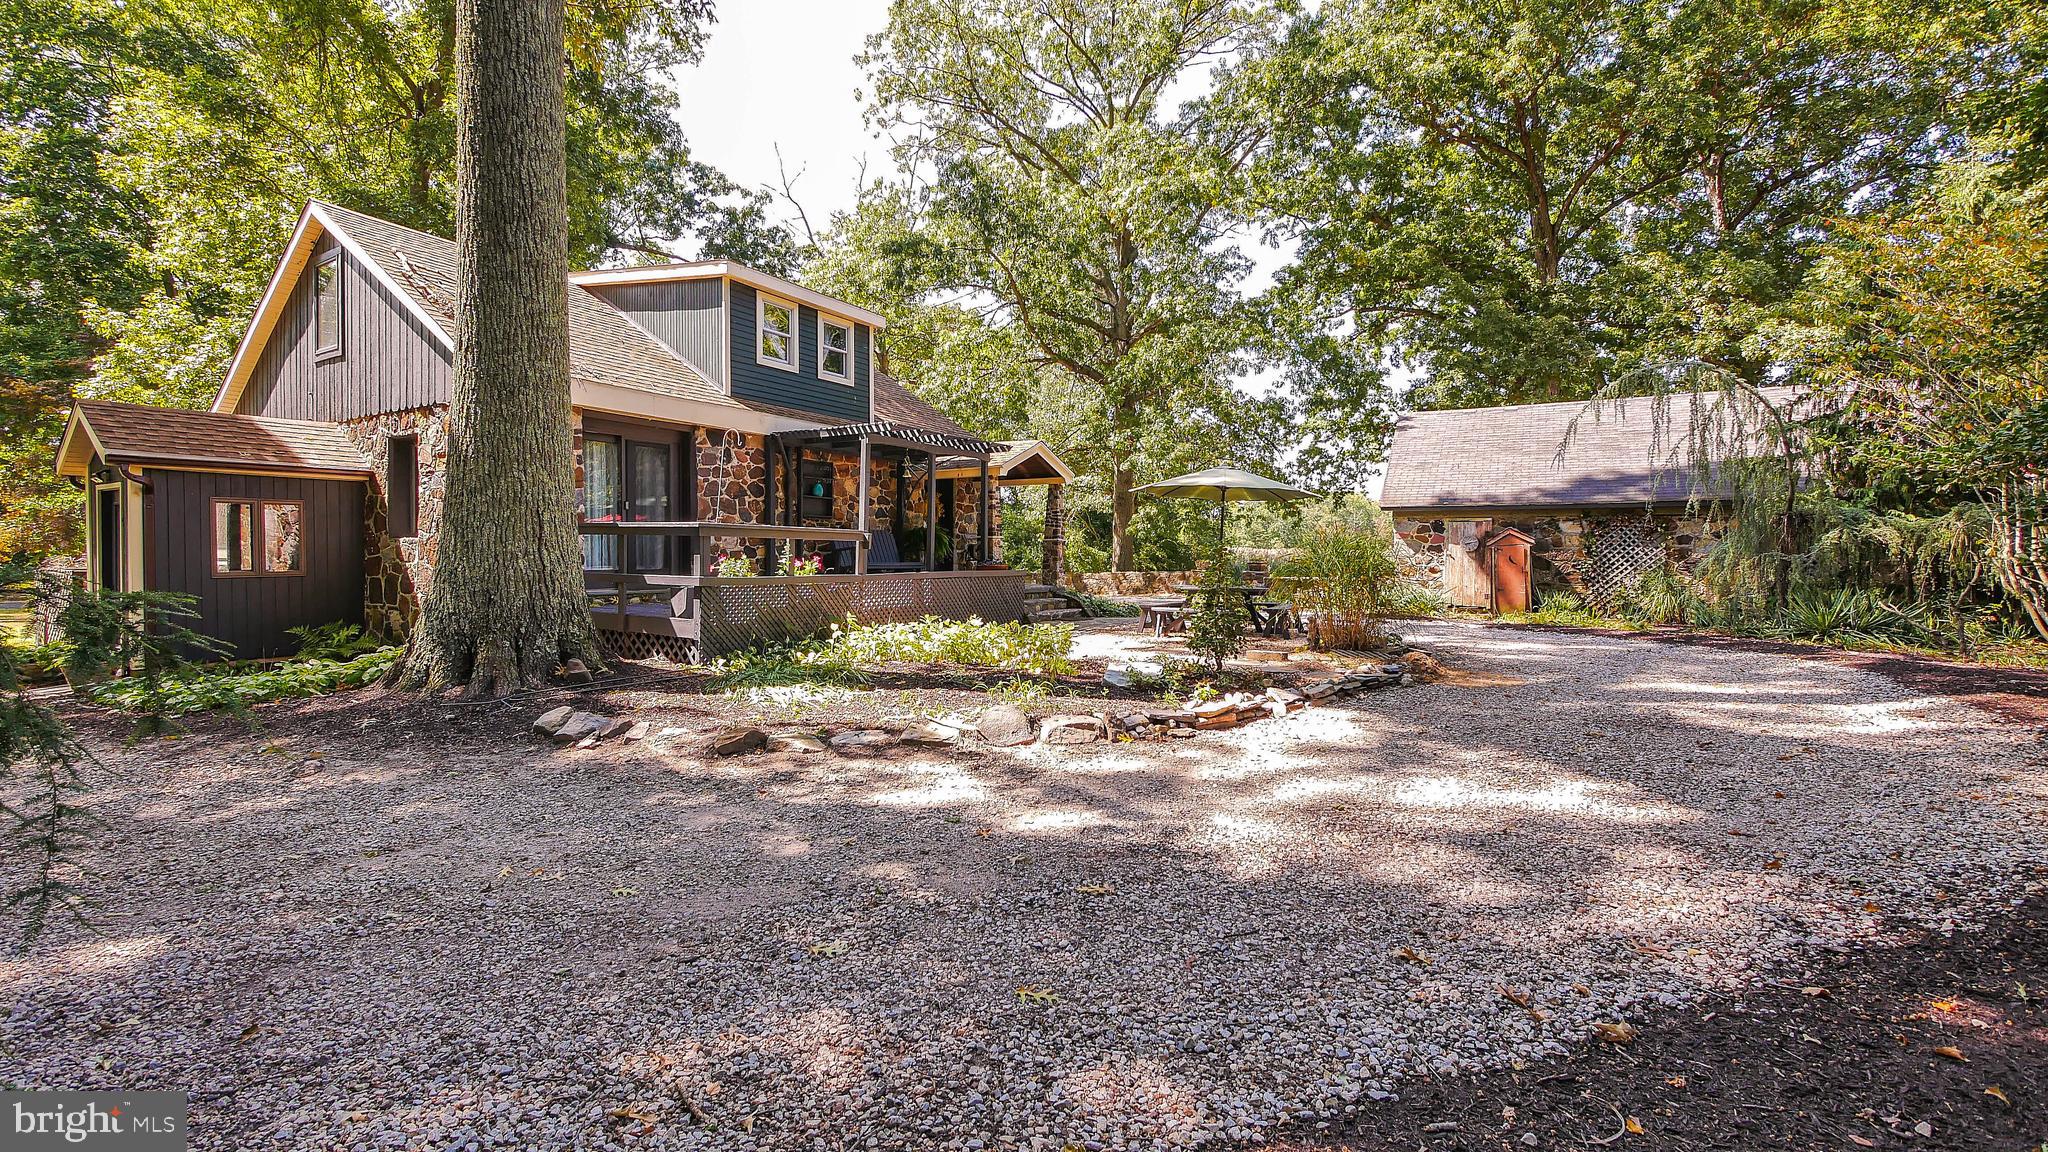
[{"xmin": 865, "ymin": 530, "xmax": 927, "ymax": 573}]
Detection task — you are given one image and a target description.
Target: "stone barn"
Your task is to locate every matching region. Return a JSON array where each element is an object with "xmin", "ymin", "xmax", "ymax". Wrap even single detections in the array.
[{"xmin": 1379, "ymin": 389, "xmax": 1797, "ymax": 612}]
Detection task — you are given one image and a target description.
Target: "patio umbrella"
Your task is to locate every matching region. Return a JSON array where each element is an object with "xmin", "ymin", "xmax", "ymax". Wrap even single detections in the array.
[{"xmin": 1134, "ymin": 466, "xmax": 1319, "ymax": 535}]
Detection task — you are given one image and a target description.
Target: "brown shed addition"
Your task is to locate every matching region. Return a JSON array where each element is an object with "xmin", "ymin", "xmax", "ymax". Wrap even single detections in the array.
[{"xmin": 56, "ymin": 401, "xmax": 372, "ymax": 658}]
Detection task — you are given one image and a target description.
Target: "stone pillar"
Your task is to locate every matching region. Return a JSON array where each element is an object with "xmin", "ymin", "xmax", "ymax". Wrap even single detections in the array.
[{"xmin": 1041, "ymin": 483, "xmax": 1065, "ymax": 587}]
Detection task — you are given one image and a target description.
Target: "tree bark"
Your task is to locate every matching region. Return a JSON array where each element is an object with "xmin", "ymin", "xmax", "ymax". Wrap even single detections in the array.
[
  {"xmin": 1110, "ymin": 453, "xmax": 1137, "ymax": 572},
  {"xmin": 394, "ymin": 0, "xmax": 598, "ymax": 695}
]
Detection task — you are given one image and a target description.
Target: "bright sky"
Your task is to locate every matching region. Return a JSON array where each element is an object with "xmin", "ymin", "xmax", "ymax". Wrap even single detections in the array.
[
  {"xmin": 667, "ymin": 2, "xmax": 1390, "ymax": 494},
  {"xmin": 669, "ymin": 1, "xmax": 892, "ymax": 240}
]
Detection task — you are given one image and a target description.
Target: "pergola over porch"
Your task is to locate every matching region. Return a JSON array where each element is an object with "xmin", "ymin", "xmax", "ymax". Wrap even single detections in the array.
[{"xmin": 767, "ymin": 420, "xmax": 1003, "ymax": 575}]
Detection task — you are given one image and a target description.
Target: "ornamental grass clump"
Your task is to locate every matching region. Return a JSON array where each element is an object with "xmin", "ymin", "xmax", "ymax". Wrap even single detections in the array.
[{"xmin": 1274, "ymin": 525, "xmax": 1442, "ymax": 651}]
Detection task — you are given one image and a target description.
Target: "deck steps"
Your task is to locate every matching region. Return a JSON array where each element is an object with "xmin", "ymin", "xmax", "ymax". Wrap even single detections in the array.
[{"xmin": 1022, "ymin": 583, "xmax": 1087, "ymax": 623}]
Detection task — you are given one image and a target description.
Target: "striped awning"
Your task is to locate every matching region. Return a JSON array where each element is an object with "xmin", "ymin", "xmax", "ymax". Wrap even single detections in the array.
[{"xmin": 777, "ymin": 421, "xmax": 1001, "ymax": 457}]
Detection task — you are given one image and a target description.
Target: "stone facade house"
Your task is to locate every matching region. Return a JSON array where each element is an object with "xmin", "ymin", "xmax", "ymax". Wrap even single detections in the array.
[
  {"xmin": 55, "ymin": 202, "xmax": 1072, "ymax": 660},
  {"xmin": 1379, "ymin": 390, "xmax": 1797, "ymax": 611}
]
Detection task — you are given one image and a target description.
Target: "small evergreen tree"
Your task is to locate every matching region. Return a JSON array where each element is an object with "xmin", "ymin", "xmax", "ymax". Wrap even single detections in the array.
[
  {"xmin": 1184, "ymin": 548, "xmax": 1249, "ymax": 673},
  {"xmin": 1, "ymin": 563, "xmax": 99, "ymax": 948},
  {"xmin": 57, "ymin": 588, "xmax": 222, "ymax": 736}
]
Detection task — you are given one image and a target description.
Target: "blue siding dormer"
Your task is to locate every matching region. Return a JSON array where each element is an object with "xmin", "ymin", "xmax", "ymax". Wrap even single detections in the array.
[{"xmin": 728, "ymin": 280, "xmax": 870, "ymax": 423}]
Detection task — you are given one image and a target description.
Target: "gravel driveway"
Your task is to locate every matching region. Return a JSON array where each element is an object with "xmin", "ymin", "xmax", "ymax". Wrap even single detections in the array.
[{"xmin": 4, "ymin": 622, "xmax": 2042, "ymax": 1151}]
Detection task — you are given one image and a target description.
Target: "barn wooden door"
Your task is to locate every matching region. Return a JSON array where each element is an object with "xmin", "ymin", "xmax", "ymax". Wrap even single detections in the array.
[{"xmin": 1444, "ymin": 519, "xmax": 1493, "ymax": 609}]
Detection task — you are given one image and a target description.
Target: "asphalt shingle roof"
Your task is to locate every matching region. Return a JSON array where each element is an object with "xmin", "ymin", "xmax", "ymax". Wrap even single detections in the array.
[
  {"xmin": 870, "ymin": 373, "xmax": 977, "ymax": 440},
  {"xmin": 1379, "ymin": 387, "xmax": 1803, "ymax": 512},
  {"xmin": 74, "ymin": 400, "xmax": 372, "ymax": 475},
  {"xmin": 316, "ymin": 203, "xmax": 742, "ymax": 411}
]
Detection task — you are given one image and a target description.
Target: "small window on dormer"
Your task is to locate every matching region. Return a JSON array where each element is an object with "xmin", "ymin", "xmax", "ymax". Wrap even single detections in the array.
[
  {"xmin": 757, "ymin": 294, "xmax": 798, "ymax": 371},
  {"xmin": 314, "ymin": 251, "xmax": 343, "ymax": 358},
  {"xmin": 819, "ymin": 318, "xmax": 853, "ymax": 383}
]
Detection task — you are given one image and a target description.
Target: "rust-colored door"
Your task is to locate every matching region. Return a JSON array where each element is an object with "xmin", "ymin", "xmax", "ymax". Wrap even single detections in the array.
[{"xmin": 1486, "ymin": 529, "xmax": 1534, "ymax": 613}]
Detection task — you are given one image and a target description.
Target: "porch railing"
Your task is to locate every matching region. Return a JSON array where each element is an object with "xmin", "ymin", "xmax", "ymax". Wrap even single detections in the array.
[{"xmin": 579, "ymin": 521, "xmax": 1028, "ymax": 658}]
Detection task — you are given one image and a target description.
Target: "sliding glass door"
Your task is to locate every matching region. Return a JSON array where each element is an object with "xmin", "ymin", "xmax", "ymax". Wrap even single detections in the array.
[
  {"xmin": 628, "ymin": 441, "xmax": 673, "ymax": 572},
  {"xmin": 583, "ymin": 432, "xmax": 679, "ymax": 574},
  {"xmin": 582, "ymin": 437, "xmax": 622, "ymax": 571}
]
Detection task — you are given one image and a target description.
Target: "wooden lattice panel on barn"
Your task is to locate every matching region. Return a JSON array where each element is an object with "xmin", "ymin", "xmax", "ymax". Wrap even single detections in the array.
[{"xmin": 1587, "ymin": 518, "xmax": 1664, "ymax": 606}]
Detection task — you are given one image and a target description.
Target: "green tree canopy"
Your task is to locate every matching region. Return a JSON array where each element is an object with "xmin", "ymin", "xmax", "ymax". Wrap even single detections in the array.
[
  {"xmin": 853, "ymin": 0, "xmax": 1289, "ymax": 570},
  {"xmin": 1217, "ymin": 0, "xmax": 2013, "ymax": 485}
]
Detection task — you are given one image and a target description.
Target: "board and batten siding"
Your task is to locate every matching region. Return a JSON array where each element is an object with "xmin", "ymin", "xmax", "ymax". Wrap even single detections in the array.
[
  {"xmin": 235, "ymin": 234, "xmax": 453, "ymax": 421},
  {"xmin": 583, "ymin": 279, "xmax": 727, "ymax": 383},
  {"xmin": 142, "ymin": 468, "xmax": 365, "ymax": 659},
  {"xmin": 726, "ymin": 281, "xmax": 870, "ymax": 422}
]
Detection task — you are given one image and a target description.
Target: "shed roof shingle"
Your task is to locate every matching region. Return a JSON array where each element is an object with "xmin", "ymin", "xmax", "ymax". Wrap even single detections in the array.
[
  {"xmin": 1379, "ymin": 387, "xmax": 1803, "ymax": 512},
  {"xmin": 71, "ymin": 400, "xmax": 371, "ymax": 476}
]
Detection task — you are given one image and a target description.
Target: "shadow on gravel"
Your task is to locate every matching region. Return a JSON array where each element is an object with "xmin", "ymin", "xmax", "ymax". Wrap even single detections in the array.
[{"xmin": 6, "ymin": 623, "xmax": 2040, "ymax": 1151}]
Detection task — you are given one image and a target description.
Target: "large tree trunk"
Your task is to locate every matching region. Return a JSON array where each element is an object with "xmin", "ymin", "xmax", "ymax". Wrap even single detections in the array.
[
  {"xmin": 394, "ymin": 0, "xmax": 598, "ymax": 695},
  {"xmin": 1110, "ymin": 455, "xmax": 1137, "ymax": 572}
]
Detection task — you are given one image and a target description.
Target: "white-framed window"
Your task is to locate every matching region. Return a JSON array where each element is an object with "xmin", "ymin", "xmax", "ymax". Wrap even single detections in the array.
[
  {"xmin": 756, "ymin": 292, "xmax": 799, "ymax": 371},
  {"xmin": 313, "ymin": 250, "xmax": 343, "ymax": 359},
  {"xmin": 818, "ymin": 316, "xmax": 854, "ymax": 383}
]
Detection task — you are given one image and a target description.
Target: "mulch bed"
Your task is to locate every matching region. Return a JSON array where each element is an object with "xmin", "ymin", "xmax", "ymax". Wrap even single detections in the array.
[
  {"xmin": 1490, "ymin": 622, "xmax": 2048, "ymax": 728},
  {"xmin": 1292, "ymin": 891, "xmax": 2047, "ymax": 1152}
]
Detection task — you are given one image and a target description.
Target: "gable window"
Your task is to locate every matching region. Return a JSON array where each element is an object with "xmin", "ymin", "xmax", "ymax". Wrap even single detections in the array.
[
  {"xmin": 819, "ymin": 317, "xmax": 853, "ymax": 383},
  {"xmin": 756, "ymin": 293, "xmax": 798, "ymax": 371},
  {"xmin": 314, "ymin": 251, "xmax": 343, "ymax": 358},
  {"xmin": 386, "ymin": 435, "xmax": 419, "ymax": 539},
  {"xmin": 213, "ymin": 499, "xmax": 304, "ymax": 576}
]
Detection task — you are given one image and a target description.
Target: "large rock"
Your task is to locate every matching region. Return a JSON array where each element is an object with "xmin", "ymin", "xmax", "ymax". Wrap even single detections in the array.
[
  {"xmin": 1038, "ymin": 714, "xmax": 1105, "ymax": 745},
  {"xmin": 903, "ymin": 719, "xmax": 964, "ymax": 745},
  {"xmin": 551, "ymin": 711, "xmax": 608, "ymax": 743},
  {"xmin": 712, "ymin": 727, "xmax": 767, "ymax": 756},
  {"xmin": 975, "ymin": 705, "xmax": 1035, "ymax": 748},
  {"xmin": 829, "ymin": 729, "xmax": 895, "ymax": 752},
  {"xmin": 765, "ymin": 731, "xmax": 828, "ymax": 754},
  {"xmin": 532, "ymin": 706, "xmax": 574, "ymax": 736}
]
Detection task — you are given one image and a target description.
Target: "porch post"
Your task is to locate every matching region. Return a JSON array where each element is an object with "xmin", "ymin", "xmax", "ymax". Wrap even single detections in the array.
[
  {"xmin": 762, "ymin": 441, "xmax": 779, "ymax": 575},
  {"xmin": 855, "ymin": 437, "xmax": 871, "ymax": 575},
  {"xmin": 1041, "ymin": 482, "xmax": 1064, "ymax": 588},
  {"xmin": 925, "ymin": 450, "xmax": 939, "ymax": 572},
  {"xmin": 978, "ymin": 460, "xmax": 992, "ymax": 566}
]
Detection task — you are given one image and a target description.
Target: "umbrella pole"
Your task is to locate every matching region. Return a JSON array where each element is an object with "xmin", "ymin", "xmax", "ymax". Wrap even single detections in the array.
[{"xmin": 1218, "ymin": 497, "xmax": 1227, "ymax": 545}]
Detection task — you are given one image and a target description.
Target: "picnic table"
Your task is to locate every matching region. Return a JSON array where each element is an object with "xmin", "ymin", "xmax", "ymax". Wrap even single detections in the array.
[{"xmin": 1171, "ymin": 583, "xmax": 1297, "ymax": 638}]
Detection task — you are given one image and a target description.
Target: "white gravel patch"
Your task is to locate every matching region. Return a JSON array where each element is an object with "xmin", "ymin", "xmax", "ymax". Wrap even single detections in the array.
[{"xmin": 3, "ymin": 621, "xmax": 2042, "ymax": 1150}]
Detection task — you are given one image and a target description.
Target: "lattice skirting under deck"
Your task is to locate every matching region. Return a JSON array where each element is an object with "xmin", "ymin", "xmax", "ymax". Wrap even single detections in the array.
[{"xmin": 597, "ymin": 629, "xmax": 699, "ymax": 665}]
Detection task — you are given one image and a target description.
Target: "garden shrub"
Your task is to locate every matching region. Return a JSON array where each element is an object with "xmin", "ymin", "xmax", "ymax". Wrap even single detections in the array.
[
  {"xmin": 83, "ymin": 647, "xmax": 400, "ymax": 718},
  {"xmin": 1274, "ymin": 523, "xmax": 1442, "ymax": 650},
  {"xmin": 57, "ymin": 588, "xmax": 224, "ymax": 735},
  {"xmin": 288, "ymin": 622, "xmax": 384, "ymax": 661},
  {"xmin": 818, "ymin": 616, "xmax": 1073, "ymax": 675},
  {"xmin": 1184, "ymin": 550, "xmax": 1249, "ymax": 672},
  {"xmin": 708, "ymin": 615, "xmax": 1076, "ymax": 692}
]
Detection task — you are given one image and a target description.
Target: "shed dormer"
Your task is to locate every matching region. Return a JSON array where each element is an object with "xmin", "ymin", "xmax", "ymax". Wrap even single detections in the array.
[{"xmin": 570, "ymin": 262, "xmax": 882, "ymax": 424}]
